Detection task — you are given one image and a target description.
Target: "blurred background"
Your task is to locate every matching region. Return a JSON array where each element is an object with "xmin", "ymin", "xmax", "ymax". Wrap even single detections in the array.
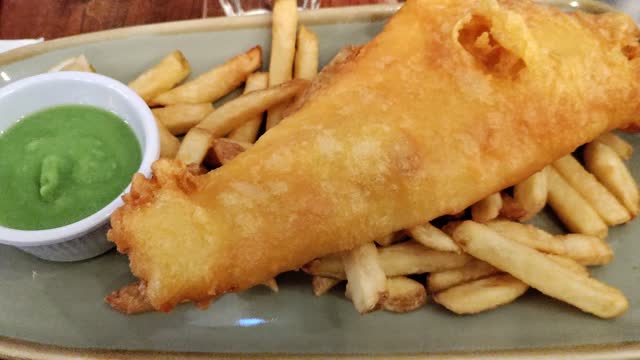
[
  {"xmin": 604, "ymin": 0, "xmax": 640, "ymax": 20},
  {"xmin": 0, "ymin": 0, "xmax": 637, "ymax": 40}
]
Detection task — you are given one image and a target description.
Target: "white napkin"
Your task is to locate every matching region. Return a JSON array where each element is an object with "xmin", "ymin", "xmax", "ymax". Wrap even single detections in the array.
[{"xmin": 0, "ymin": 39, "xmax": 43, "ymax": 54}]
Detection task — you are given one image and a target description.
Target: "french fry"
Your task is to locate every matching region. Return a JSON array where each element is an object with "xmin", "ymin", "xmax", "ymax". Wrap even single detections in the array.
[
  {"xmin": 48, "ymin": 54, "xmax": 96, "ymax": 73},
  {"xmin": 302, "ymin": 241, "xmax": 472, "ymax": 279},
  {"xmin": 304, "ymin": 253, "xmax": 344, "ymax": 279},
  {"xmin": 545, "ymin": 254, "xmax": 590, "ymax": 277},
  {"xmin": 205, "ymin": 138, "xmax": 253, "ymax": 166},
  {"xmin": 264, "ymin": 93, "xmax": 291, "ymax": 131},
  {"xmin": 294, "ymin": 26, "xmax": 319, "ymax": 80},
  {"xmin": 407, "ymin": 222, "xmax": 462, "ymax": 253},
  {"xmin": 546, "ymin": 167, "xmax": 608, "ymax": 238},
  {"xmin": 377, "ymin": 241, "xmax": 472, "ymax": 277},
  {"xmin": 228, "ymin": 72, "xmax": 269, "ymax": 143},
  {"xmin": 342, "ymin": 243, "xmax": 387, "ymax": 313},
  {"xmin": 450, "ymin": 221, "xmax": 628, "ymax": 318},
  {"xmin": 312, "ymin": 276, "xmax": 342, "ymax": 296},
  {"xmin": 383, "ymin": 276, "xmax": 428, "ymax": 313},
  {"xmin": 176, "ymin": 79, "xmax": 308, "ymax": 165},
  {"xmin": 151, "ymin": 46, "xmax": 262, "ymax": 106},
  {"xmin": 261, "ymin": 278, "xmax": 279, "ymax": 292},
  {"xmin": 105, "ymin": 282, "xmax": 153, "ymax": 315},
  {"xmin": 176, "ymin": 127, "xmax": 211, "ymax": 165},
  {"xmin": 584, "ymin": 142, "xmax": 639, "ymax": 217},
  {"xmin": 559, "ymin": 233, "xmax": 613, "ymax": 266},
  {"xmin": 596, "ymin": 132, "xmax": 633, "ymax": 160},
  {"xmin": 471, "ymin": 192, "xmax": 502, "ymax": 223},
  {"xmin": 152, "ymin": 103, "xmax": 214, "ymax": 136},
  {"xmin": 374, "ymin": 231, "xmax": 406, "ymax": 247},
  {"xmin": 499, "ymin": 193, "xmax": 527, "ymax": 221},
  {"xmin": 552, "ymin": 155, "xmax": 630, "ymax": 226},
  {"xmin": 513, "ymin": 167, "xmax": 548, "ymax": 221},
  {"xmin": 433, "ymin": 274, "xmax": 529, "ymax": 315},
  {"xmin": 155, "ymin": 119, "xmax": 180, "ymax": 159},
  {"xmin": 485, "ymin": 220, "xmax": 566, "ymax": 255},
  {"xmin": 128, "ymin": 50, "xmax": 190, "ymax": 103},
  {"xmin": 427, "ymin": 259, "xmax": 500, "ymax": 293},
  {"xmin": 266, "ymin": 0, "xmax": 298, "ymax": 129}
]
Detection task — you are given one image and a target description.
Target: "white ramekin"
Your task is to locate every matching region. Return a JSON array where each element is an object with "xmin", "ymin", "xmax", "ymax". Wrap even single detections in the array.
[{"xmin": 0, "ymin": 72, "xmax": 159, "ymax": 261}]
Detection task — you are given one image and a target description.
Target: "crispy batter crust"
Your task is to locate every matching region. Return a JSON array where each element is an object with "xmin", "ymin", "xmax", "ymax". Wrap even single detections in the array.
[
  {"xmin": 109, "ymin": 0, "xmax": 640, "ymax": 311},
  {"xmin": 104, "ymin": 281, "xmax": 153, "ymax": 315}
]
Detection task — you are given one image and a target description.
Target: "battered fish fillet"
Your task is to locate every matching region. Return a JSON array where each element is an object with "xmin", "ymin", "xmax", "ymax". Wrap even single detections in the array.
[{"xmin": 109, "ymin": 0, "xmax": 640, "ymax": 312}]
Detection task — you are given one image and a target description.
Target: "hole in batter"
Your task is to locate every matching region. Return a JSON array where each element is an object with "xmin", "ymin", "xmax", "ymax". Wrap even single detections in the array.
[{"xmin": 458, "ymin": 15, "xmax": 526, "ymax": 79}]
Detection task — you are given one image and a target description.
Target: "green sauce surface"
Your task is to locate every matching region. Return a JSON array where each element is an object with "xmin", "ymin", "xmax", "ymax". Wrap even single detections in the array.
[{"xmin": 0, "ymin": 105, "xmax": 141, "ymax": 230}]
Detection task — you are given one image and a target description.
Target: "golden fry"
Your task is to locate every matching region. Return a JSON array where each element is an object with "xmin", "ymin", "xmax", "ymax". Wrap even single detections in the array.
[
  {"xmin": 152, "ymin": 103, "xmax": 214, "ymax": 136},
  {"xmin": 383, "ymin": 276, "xmax": 428, "ymax": 313},
  {"xmin": 294, "ymin": 26, "xmax": 319, "ymax": 80},
  {"xmin": 433, "ymin": 274, "xmax": 528, "ymax": 315},
  {"xmin": 513, "ymin": 167, "xmax": 548, "ymax": 221},
  {"xmin": 451, "ymin": 221, "xmax": 628, "ymax": 318},
  {"xmin": 342, "ymin": 243, "xmax": 387, "ymax": 313},
  {"xmin": 48, "ymin": 54, "xmax": 96, "ymax": 73},
  {"xmin": 228, "ymin": 72, "xmax": 269, "ymax": 143},
  {"xmin": 176, "ymin": 127, "xmax": 211, "ymax": 165},
  {"xmin": 485, "ymin": 220, "xmax": 566, "ymax": 255},
  {"xmin": 584, "ymin": 142, "xmax": 639, "ymax": 217},
  {"xmin": 552, "ymin": 155, "xmax": 630, "ymax": 226},
  {"xmin": 151, "ymin": 46, "xmax": 262, "ymax": 106},
  {"xmin": 155, "ymin": 120, "xmax": 180, "ymax": 159},
  {"xmin": 596, "ymin": 132, "xmax": 632, "ymax": 160},
  {"xmin": 545, "ymin": 254, "xmax": 589, "ymax": 277},
  {"xmin": 312, "ymin": 276, "xmax": 342, "ymax": 296},
  {"xmin": 176, "ymin": 79, "xmax": 308, "ymax": 165},
  {"xmin": 407, "ymin": 222, "xmax": 461, "ymax": 253},
  {"xmin": 303, "ymin": 254, "xmax": 344, "ymax": 279},
  {"xmin": 128, "ymin": 50, "xmax": 190, "ymax": 103},
  {"xmin": 378, "ymin": 241, "xmax": 472, "ymax": 277},
  {"xmin": 559, "ymin": 233, "xmax": 613, "ymax": 266},
  {"xmin": 427, "ymin": 259, "xmax": 500, "ymax": 293},
  {"xmin": 547, "ymin": 167, "xmax": 608, "ymax": 238},
  {"xmin": 266, "ymin": 0, "xmax": 298, "ymax": 129},
  {"xmin": 303, "ymin": 241, "xmax": 471, "ymax": 279},
  {"xmin": 471, "ymin": 193, "xmax": 502, "ymax": 223}
]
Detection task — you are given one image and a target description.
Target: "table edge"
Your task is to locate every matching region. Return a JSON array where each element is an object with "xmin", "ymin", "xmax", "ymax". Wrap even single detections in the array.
[{"xmin": 0, "ymin": 1, "xmax": 633, "ymax": 359}]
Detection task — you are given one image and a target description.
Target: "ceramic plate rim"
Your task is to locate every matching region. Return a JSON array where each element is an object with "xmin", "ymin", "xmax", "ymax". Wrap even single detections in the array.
[{"xmin": 0, "ymin": 1, "xmax": 635, "ymax": 359}]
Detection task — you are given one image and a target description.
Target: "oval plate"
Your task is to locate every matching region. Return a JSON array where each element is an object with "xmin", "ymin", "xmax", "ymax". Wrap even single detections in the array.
[{"xmin": 1, "ymin": 1, "xmax": 638, "ymax": 359}]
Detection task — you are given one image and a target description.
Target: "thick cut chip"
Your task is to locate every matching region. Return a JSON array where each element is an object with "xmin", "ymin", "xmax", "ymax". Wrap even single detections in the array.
[
  {"xmin": 451, "ymin": 221, "xmax": 628, "ymax": 318},
  {"xmin": 433, "ymin": 274, "xmax": 528, "ymax": 315}
]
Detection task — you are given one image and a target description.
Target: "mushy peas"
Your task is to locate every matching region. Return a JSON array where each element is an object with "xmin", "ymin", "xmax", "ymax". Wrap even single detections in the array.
[{"xmin": 0, "ymin": 105, "xmax": 141, "ymax": 230}]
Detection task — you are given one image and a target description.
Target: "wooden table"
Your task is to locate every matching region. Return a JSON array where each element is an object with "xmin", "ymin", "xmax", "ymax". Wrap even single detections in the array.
[
  {"xmin": 0, "ymin": 0, "xmax": 637, "ymax": 40},
  {"xmin": 0, "ymin": 0, "xmax": 390, "ymax": 40}
]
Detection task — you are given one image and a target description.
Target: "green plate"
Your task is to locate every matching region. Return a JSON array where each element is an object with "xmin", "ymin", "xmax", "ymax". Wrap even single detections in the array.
[{"xmin": 1, "ymin": 1, "xmax": 638, "ymax": 358}]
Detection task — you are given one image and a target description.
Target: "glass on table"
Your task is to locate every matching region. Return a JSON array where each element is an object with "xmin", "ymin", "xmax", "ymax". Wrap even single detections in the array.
[{"xmin": 219, "ymin": 0, "xmax": 320, "ymax": 16}]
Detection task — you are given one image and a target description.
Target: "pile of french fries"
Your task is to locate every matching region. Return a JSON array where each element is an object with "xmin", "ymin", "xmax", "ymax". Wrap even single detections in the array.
[
  {"xmin": 304, "ymin": 133, "xmax": 636, "ymax": 318},
  {"xmin": 49, "ymin": 0, "xmax": 637, "ymax": 319},
  {"xmin": 49, "ymin": 0, "xmax": 318, "ymax": 169}
]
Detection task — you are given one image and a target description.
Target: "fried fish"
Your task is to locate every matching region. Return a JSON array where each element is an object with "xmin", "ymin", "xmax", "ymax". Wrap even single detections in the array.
[{"xmin": 109, "ymin": 0, "xmax": 640, "ymax": 312}]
